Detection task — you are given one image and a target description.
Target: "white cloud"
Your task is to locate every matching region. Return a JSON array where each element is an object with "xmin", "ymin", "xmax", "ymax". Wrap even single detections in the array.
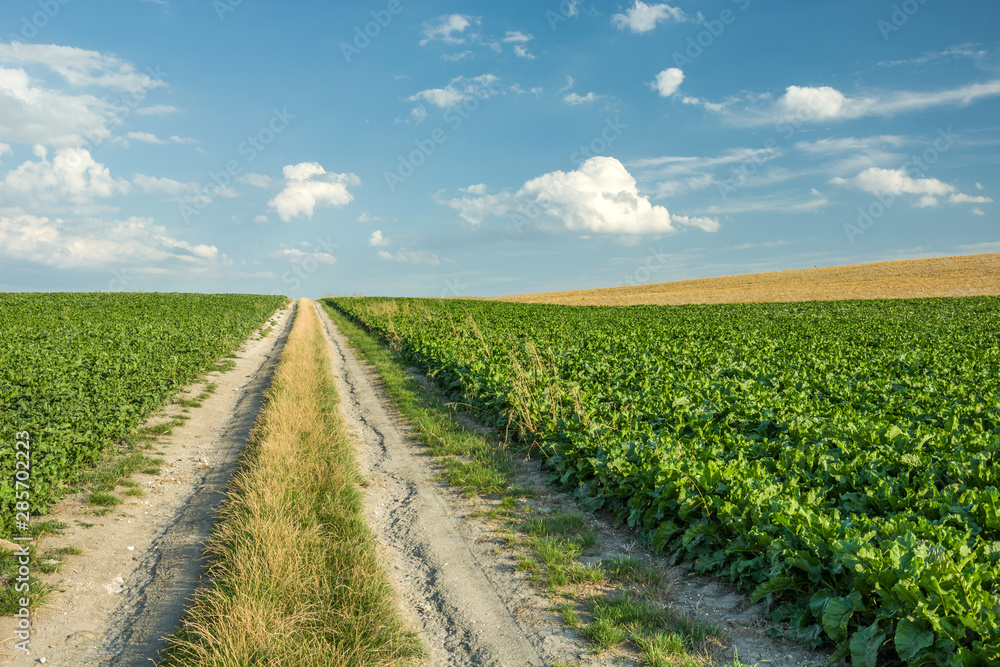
[
  {"xmin": 377, "ymin": 248, "xmax": 441, "ymax": 265},
  {"xmin": 729, "ymin": 80, "xmax": 1000, "ymax": 125},
  {"xmin": 268, "ymin": 162, "xmax": 360, "ymax": 222},
  {"xmin": 831, "ymin": 167, "xmax": 991, "ymax": 209},
  {"xmin": 358, "ymin": 210, "xmax": 383, "ymax": 224},
  {"xmin": 0, "ymin": 66, "xmax": 115, "ymax": 146},
  {"xmin": 776, "ymin": 85, "xmax": 872, "ymax": 122},
  {"xmin": 671, "ymin": 215, "xmax": 721, "ymax": 232},
  {"xmin": 461, "ymin": 183, "xmax": 488, "ymax": 195},
  {"xmin": 559, "ymin": 76, "xmax": 575, "ymax": 93},
  {"xmin": 564, "ymin": 91, "xmax": 599, "ymax": 105},
  {"xmin": 0, "ymin": 214, "xmax": 218, "ymax": 269},
  {"xmin": 680, "ymin": 95, "xmax": 726, "ymax": 113},
  {"xmin": 971, "ymin": 207, "xmax": 986, "ymax": 216},
  {"xmin": 502, "ymin": 31, "xmax": 536, "ymax": 58},
  {"xmin": 513, "ymin": 45, "xmax": 535, "ymax": 59},
  {"xmin": 0, "ymin": 44, "xmax": 176, "ymax": 147},
  {"xmin": 976, "ymin": 182, "xmax": 984, "ymax": 190},
  {"xmin": 441, "ymin": 51, "xmax": 471, "ymax": 62},
  {"xmin": 135, "ymin": 104, "xmax": 179, "ymax": 115},
  {"xmin": 124, "ymin": 131, "xmax": 196, "ymax": 147},
  {"xmin": 236, "ymin": 173, "xmax": 272, "ymax": 188},
  {"xmin": 503, "ymin": 31, "xmax": 533, "ymax": 43},
  {"xmin": 439, "ymin": 156, "xmax": 718, "ymax": 236},
  {"xmin": 831, "ymin": 168, "xmax": 932, "ymax": 195},
  {"xmin": 511, "ymin": 84, "xmax": 543, "ymax": 96},
  {"xmin": 270, "ymin": 247, "xmax": 337, "ymax": 264},
  {"xmin": 949, "ymin": 192, "xmax": 993, "ymax": 204},
  {"xmin": 612, "ymin": 1, "xmax": 687, "ymax": 33},
  {"xmin": 127, "ymin": 131, "xmax": 166, "ymax": 144},
  {"xmin": 651, "ymin": 68, "xmax": 684, "ymax": 97},
  {"xmin": 420, "ymin": 15, "xmax": 480, "ymax": 45},
  {"xmin": 0, "ymin": 143, "xmax": 10, "ymax": 160},
  {"xmin": 407, "ymin": 74, "xmax": 500, "ymax": 110},
  {"xmin": 0, "ymin": 146, "xmax": 129, "ymax": 209},
  {"xmin": 0, "ymin": 43, "xmax": 165, "ymax": 93},
  {"xmin": 408, "ymin": 87, "xmax": 466, "ymax": 109},
  {"xmin": 133, "ymin": 173, "xmax": 190, "ymax": 195},
  {"xmin": 368, "ymin": 230, "xmax": 390, "ymax": 246},
  {"xmin": 831, "ymin": 167, "xmax": 954, "ymax": 198}
]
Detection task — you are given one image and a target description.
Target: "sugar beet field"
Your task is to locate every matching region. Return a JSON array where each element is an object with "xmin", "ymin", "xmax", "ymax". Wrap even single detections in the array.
[
  {"xmin": 1, "ymin": 292, "xmax": 998, "ymax": 665},
  {"xmin": 327, "ymin": 295, "xmax": 1000, "ymax": 666}
]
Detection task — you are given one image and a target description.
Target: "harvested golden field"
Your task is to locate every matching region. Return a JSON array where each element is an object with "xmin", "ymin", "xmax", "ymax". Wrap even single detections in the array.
[{"xmin": 496, "ymin": 253, "xmax": 1000, "ymax": 306}]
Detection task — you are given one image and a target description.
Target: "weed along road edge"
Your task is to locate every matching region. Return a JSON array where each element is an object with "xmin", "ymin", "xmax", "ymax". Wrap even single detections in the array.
[
  {"xmin": 314, "ymin": 302, "xmax": 551, "ymax": 666},
  {"xmin": 0, "ymin": 302, "xmax": 295, "ymax": 666}
]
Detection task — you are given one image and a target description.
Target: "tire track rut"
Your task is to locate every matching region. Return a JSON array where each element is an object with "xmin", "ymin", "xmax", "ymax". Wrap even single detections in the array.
[{"xmin": 316, "ymin": 303, "xmax": 547, "ymax": 667}]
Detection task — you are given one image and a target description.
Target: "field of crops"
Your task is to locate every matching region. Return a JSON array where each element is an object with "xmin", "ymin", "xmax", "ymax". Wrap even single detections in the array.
[
  {"xmin": 0, "ymin": 293, "xmax": 286, "ymax": 534},
  {"xmin": 326, "ymin": 296, "xmax": 1000, "ymax": 666}
]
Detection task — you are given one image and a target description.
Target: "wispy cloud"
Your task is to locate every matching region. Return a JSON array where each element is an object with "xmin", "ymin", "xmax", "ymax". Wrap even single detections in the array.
[
  {"xmin": 377, "ymin": 248, "xmax": 441, "ymax": 265},
  {"xmin": 831, "ymin": 167, "xmax": 991, "ymax": 209},
  {"xmin": 695, "ymin": 190, "xmax": 830, "ymax": 216},
  {"xmin": 420, "ymin": 14, "xmax": 480, "ymax": 45},
  {"xmin": 135, "ymin": 104, "xmax": 180, "ymax": 116},
  {"xmin": 712, "ymin": 80, "xmax": 1000, "ymax": 126},
  {"xmin": 407, "ymin": 74, "xmax": 500, "ymax": 110},
  {"xmin": 877, "ymin": 44, "xmax": 987, "ymax": 68}
]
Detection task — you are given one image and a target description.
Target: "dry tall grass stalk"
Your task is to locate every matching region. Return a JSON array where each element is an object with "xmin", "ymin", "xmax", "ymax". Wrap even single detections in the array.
[{"xmin": 162, "ymin": 299, "xmax": 422, "ymax": 667}]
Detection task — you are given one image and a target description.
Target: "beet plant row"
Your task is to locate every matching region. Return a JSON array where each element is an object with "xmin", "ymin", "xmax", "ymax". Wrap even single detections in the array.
[
  {"xmin": 0, "ymin": 293, "xmax": 286, "ymax": 532},
  {"xmin": 326, "ymin": 295, "xmax": 1000, "ymax": 666}
]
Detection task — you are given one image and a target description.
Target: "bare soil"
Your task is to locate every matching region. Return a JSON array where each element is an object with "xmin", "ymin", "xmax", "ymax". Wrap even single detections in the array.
[
  {"xmin": 497, "ymin": 253, "xmax": 1000, "ymax": 306},
  {"xmin": 0, "ymin": 303, "xmax": 295, "ymax": 666}
]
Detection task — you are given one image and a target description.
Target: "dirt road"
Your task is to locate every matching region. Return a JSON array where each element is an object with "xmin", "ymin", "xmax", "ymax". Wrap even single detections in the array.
[{"xmin": 316, "ymin": 303, "xmax": 559, "ymax": 666}]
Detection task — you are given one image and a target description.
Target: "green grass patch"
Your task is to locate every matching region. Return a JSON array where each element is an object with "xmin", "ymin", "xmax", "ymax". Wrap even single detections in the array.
[
  {"xmin": 51, "ymin": 545, "xmax": 83, "ymax": 556},
  {"xmin": 88, "ymin": 492, "xmax": 122, "ymax": 507},
  {"xmin": 0, "ymin": 544, "xmax": 51, "ymax": 614},
  {"xmin": 584, "ymin": 595, "xmax": 721, "ymax": 662}
]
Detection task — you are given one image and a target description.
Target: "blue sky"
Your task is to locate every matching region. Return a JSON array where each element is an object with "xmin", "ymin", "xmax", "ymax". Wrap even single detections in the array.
[{"xmin": 0, "ymin": 0, "xmax": 997, "ymax": 297}]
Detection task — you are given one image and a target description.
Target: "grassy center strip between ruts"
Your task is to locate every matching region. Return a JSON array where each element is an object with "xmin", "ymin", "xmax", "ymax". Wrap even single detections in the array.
[{"xmin": 160, "ymin": 299, "xmax": 422, "ymax": 667}]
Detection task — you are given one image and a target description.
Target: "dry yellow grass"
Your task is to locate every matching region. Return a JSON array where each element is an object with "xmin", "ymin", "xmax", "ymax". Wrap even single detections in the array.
[
  {"xmin": 496, "ymin": 253, "xmax": 1000, "ymax": 306},
  {"xmin": 162, "ymin": 299, "xmax": 422, "ymax": 667}
]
